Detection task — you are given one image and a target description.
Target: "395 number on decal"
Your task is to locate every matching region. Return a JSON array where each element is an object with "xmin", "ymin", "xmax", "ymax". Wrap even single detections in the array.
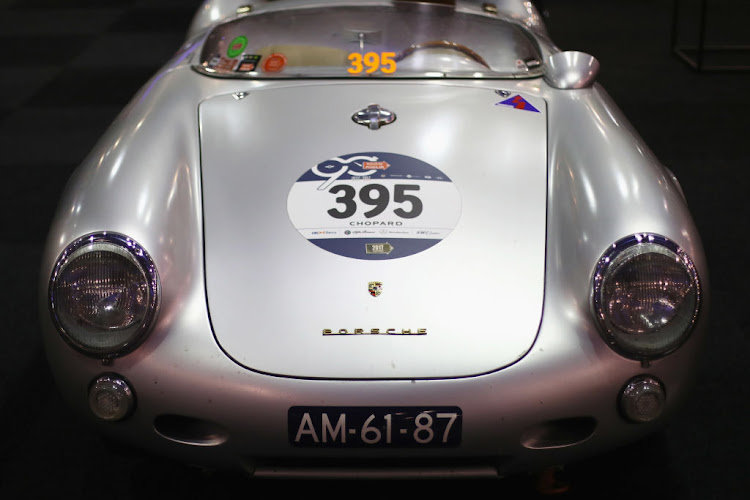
[{"xmin": 327, "ymin": 183, "xmax": 423, "ymax": 219}]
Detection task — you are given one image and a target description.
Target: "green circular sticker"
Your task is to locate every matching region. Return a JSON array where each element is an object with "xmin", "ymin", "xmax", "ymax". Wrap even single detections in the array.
[{"xmin": 227, "ymin": 36, "xmax": 247, "ymax": 58}]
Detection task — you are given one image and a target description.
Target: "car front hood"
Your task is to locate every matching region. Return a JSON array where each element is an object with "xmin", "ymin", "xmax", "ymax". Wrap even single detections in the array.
[{"xmin": 199, "ymin": 82, "xmax": 547, "ymax": 379}]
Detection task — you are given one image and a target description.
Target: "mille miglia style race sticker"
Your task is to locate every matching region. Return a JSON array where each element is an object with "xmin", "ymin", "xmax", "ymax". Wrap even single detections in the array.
[
  {"xmin": 236, "ymin": 54, "xmax": 261, "ymax": 72},
  {"xmin": 262, "ymin": 53, "xmax": 287, "ymax": 72},
  {"xmin": 227, "ymin": 36, "xmax": 248, "ymax": 58},
  {"xmin": 287, "ymin": 152, "xmax": 462, "ymax": 260}
]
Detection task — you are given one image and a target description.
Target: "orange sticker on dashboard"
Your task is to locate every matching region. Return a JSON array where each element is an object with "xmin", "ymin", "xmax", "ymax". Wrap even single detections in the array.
[
  {"xmin": 348, "ymin": 52, "xmax": 397, "ymax": 75},
  {"xmin": 262, "ymin": 53, "xmax": 287, "ymax": 73}
]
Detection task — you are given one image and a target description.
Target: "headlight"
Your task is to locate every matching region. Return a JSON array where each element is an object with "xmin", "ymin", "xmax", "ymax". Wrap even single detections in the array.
[
  {"xmin": 49, "ymin": 232, "xmax": 159, "ymax": 358},
  {"xmin": 593, "ymin": 234, "xmax": 700, "ymax": 360}
]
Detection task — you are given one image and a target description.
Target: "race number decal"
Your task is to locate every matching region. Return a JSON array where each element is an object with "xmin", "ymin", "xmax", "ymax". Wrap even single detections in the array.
[{"xmin": 287, "ymin": 152, "xmax": 461, "ymax": 260}]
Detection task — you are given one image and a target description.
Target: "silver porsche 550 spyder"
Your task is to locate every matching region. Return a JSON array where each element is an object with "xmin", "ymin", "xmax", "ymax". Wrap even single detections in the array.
[{"xmin": 40, "ymin": 0, "xmax": 708, "ymax": 478}]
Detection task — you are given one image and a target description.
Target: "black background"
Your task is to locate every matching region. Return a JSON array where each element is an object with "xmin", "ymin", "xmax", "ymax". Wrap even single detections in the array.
[{"xmin": 0, "ymin": 1, "xmax": 748, "ymax": 498}]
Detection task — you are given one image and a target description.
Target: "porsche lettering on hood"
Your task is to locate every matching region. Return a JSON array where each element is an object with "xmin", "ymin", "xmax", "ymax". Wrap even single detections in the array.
[
  {"xmin": 199, "ymin": 83, "xmax": 547, "ymax": 379},
  {"xmin": 324, "ymin": 329, "xmax": 427, "ymax": 336}
]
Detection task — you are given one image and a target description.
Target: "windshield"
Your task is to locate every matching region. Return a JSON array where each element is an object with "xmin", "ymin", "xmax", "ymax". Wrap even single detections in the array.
[{"xmin": 195, "ymin": 5, "xmax": 543, "ymax": 79}]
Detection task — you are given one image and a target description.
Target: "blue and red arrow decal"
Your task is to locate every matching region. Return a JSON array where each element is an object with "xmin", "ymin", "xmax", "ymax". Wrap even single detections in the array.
[{"xmin": 495, "ymin": 95, "xmax": 540, "ymax": 113}]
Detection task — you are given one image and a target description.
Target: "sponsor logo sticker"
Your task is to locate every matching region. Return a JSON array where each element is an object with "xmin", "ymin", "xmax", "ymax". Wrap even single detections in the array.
[
  {"xmin": 236, "ymin": 54, "xmax": 261, "ymax": 72},
  {"xmin": 227, "ymin": 36, "xmax": 248, "ymax": 58},
  {"xmin": 262, "ymin": 53, "xmax": 287, "ymax": 72},
  {"xmin": 287, "ymin": 152, "xmax": 462, "ymax": 260}
]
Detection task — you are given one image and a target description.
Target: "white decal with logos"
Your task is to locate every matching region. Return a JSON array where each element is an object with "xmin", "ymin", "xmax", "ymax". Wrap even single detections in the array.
[{"xmin": 287, "ymin": 152, "xmax": 461, "ymax": 260}]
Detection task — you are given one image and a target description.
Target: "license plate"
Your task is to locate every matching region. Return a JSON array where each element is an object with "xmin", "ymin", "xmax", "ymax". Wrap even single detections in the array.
[{"xmin": 288, "ymin": 406, "xmax": 462, "ymax": 447}]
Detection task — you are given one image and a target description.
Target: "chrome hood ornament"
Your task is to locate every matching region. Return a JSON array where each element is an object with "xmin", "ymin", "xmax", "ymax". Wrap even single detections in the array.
[{"xmin": 352, "ymin": 104, "xmax": 396, "ymax": 130}]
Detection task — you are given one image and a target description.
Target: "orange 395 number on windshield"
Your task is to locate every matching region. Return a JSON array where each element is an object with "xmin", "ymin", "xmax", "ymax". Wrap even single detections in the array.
[{"xmin": 348, "ymin": 52, "xmax": 397, "ymax": 74}]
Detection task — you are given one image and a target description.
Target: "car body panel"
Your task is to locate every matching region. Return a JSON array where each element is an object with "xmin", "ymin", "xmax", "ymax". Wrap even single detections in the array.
[{"xmin": 200, "ymin": 83, "xmax": 547, "ymax": 379}]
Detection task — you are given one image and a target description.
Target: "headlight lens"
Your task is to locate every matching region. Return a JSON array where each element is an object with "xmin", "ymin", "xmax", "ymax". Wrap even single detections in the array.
[
  {"xmin": 593, "ymin": 234, "xmax": 700, "ymax": 360},
  {"xmin": 49, "ymin": 233, "xmax": 159, "ymax": 358}
]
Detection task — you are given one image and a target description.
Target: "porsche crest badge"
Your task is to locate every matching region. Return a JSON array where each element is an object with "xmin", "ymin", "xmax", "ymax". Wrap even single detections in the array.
[{"xmin": 368, "ymin": 281, "xmax": 383, "ymax": 297}]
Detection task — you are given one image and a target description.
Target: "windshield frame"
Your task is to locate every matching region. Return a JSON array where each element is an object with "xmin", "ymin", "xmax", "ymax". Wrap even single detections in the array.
[{"xmin": 192, "ymin": 4, "xmax": 544, "ymax": 80}]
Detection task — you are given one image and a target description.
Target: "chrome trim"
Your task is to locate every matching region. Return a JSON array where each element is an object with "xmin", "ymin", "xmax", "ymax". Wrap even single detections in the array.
[
  {"xmin": 592, "ymin": 233, "xmax": 701, "ymax": 360},
  {"xmin": 49, "ymin": 232, "xmax": 160, "ymax": 359},
  {"xmin": 89, "ymin": 374, "xmax": 136, "ymax": 421},
  {"xmin": 544, "ymin": 50, "xmax": 599, "ymax": 89},
  {"xmin": 619, "ymin": 375, "xmax": 666, "ymax": 423},
  {"xmin": 190, "ymin": 63, "xmax": 544, "ymax": 80}
]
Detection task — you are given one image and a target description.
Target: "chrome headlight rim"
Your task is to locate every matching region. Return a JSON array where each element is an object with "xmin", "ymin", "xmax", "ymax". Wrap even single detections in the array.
[
  {"xmin": 49, "ymin": 232, "xmax": 160, "ymax": 359},
  {"xmin": 592, "ymin": 233, "xmax": 701, "ymax": 361}
]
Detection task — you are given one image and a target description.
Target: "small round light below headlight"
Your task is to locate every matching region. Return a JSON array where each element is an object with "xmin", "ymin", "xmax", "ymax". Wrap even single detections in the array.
[
  {"xmin": 619, "ymin": 375, "xmax": 666, "ymax": 423},
  {"xmin": 89, "ymin": 374, "xmax": 135, "ymax": 421},
  {"xmin": 49, "ymin": 233, "xmax": 159, "ymax": 358},
  {"xmin": 593, "ymin": 234, "xmax": 700, "ymax": 360}
]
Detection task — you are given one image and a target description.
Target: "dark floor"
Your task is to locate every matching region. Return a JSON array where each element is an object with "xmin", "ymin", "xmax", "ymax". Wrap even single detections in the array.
[{"xmin": 0, "ymin": 0, "xmax": 748, "ymax": 498}]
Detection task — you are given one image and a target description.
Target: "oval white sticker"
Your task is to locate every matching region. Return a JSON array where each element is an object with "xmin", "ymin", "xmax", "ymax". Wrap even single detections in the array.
[{"xmin": 287, "ymin": 152, "xmax": 461, "ymax": 260}]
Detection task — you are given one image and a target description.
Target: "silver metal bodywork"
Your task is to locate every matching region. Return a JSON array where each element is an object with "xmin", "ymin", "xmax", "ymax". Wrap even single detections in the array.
[{"xmin": 39, "ymin": 0, "xmax": 708, "ymax": 477}]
